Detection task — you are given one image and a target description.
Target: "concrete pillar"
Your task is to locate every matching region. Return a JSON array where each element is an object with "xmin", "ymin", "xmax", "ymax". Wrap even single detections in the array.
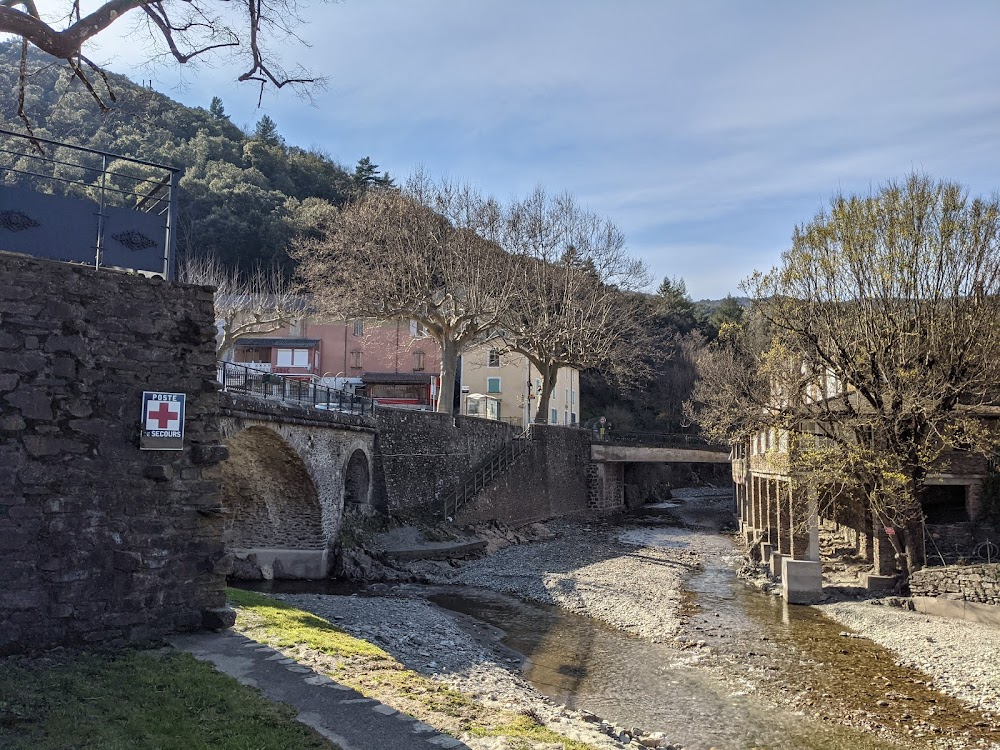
[
  {"xmin": 747, "ymin": 475, "xmax": 760, "ymax": 545},
  {"xmin": 857, "ymin": 507, "xmax": 874, "ymax": 563},
  {"xmin": 766, "ymin": 479, "xmax": 779, "ymax": 547},
  {"xmin": 873, "ymin": 522, "xmax": 898, "ymax": 577},
  {"xmin": 776, "ymin": 481, "xmax": 791, "ymax": 556},
  {"xmin": 782, "ymin": 557, "xmax": 823, "ymax": 604},
  {"xmin": 806, "ymin": 490, "xmax": 820, "ymax": 562},
  {"xmin": 788, "ymin": 485, "xmax": 811, "ymax": 559}
]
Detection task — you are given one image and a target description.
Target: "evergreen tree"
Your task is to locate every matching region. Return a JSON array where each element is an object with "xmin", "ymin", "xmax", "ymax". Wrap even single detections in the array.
[
  {"xmin": 351, "ymin": 156, "xmax": 395, "ymax": 193},
  {"xmin": 209, "ymin": 96, "xmax": 229, "ymax": 121},
  {"xmin": 252, "ymin": 115, "xmax": 284, "ymax": 146},
  {"xmin": 655, "ymin": 276, "xmax": 698, "ymax": 334},
  {"xmin": 710, "ymin": 294, "xmax": 746, "ymax": 332}
]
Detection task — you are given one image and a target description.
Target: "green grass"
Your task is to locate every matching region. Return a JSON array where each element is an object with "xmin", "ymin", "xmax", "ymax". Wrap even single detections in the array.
[
  {"xmin": 228, "ymin": 587, "xmax": 388, "ymax": 659},
  {"xmin": 0, "ymin": 649, "xmax": 336, "ymax": 750},
  {"xmin": 228, "ymin": 588, "xmax": 603, "ymax": 750}
]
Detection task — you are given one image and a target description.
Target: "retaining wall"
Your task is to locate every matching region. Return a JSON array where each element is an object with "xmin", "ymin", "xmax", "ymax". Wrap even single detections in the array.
[
  {"xmin": 457, "ymin": 425, "xmax": 594, "ymax": 525},
  {"xmin": 0, "ymin": 252, "xmax": 228, "ymax": 654},
  {"xmin": 909, "ymin": 563, "xmax": 1000, "ymax": 606},
  {"xmin": 373, "ymin": 409, "xmax": 515, "ymax": 513}
]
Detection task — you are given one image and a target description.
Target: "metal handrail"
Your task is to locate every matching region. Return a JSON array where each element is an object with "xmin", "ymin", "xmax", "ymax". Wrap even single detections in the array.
[
  {"xmin": 217, "ymin": 360, "xmax": 376, "ymax": 416},
  {"xmin": 440, "ymin": 432, "xmax": 531, "ymax": 519}
]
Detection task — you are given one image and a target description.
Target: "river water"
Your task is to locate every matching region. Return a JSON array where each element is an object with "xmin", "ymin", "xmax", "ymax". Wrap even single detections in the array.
[
  {"xmin": 235, "ymin": 496, "xmax": 999, "ymax": 749},
  {"xmin": 427, "ymin": 502, "xmax": 1000, "ymax": 750}
]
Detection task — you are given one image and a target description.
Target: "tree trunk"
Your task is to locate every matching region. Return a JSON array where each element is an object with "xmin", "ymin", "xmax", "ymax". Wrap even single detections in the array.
[
  {"xmin": 436, "ymin": 337, "xmax": 459, "ymax": 414},
  {"xmin": 532, "ymin": 361, "xmax": 559, "ymax": 423}
]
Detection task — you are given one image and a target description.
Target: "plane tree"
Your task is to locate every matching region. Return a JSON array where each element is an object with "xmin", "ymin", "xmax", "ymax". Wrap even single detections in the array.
[
  {"xmin": 291, "ymin": 184, "xmax": 518, "ymax": 413},
  {"xmin": 179, "ymin": 253, "xmax": 302, "ymax": 357},
  {"xmin": 499, "ymin": 188, "xmax": 651, "ymax": 423},
  {"xmin": 1, "ymin": 0, "xmax": 325, "ymax": 131},
  {"xmin": 690, "ymin": 174, "xmax": 1000, "ymax": 578}
]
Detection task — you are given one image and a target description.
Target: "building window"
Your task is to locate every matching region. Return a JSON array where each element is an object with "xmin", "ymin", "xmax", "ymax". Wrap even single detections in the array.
[
  {"xmin": 352, "ymin": 320, "xmax": 364, "ymax": 337},
  {"xmin": 410, "ymin": 320, "xmax": 427, "ymax": 337},
  {"xmin": 571, "ymin": 412, "xmax": 577, "ymax": 425},
  {"xmin": 349, "ymin": 350, "xmax": 362, "ymax": 369},
  {"xmin": 413, "ymin": 350, "xmax": 425, "ymax": 371},
  {"xmin": 276, "ymin": 348, "xmax": 310, "ymax": 368},
  {"xmin": 486, "ymin": 377, "xmax": 501, "ymax": 394},
  {"xmin": 550, "ymin": 408, "xmax": 558, "ymax": 424},
  {"xmin": 487, "ymin": 348, "xmax": 501, "ymax": 368}
]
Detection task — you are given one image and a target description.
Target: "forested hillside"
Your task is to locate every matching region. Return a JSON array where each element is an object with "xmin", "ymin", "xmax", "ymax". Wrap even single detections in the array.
[{"xmin": 0, "ymin": 42, "xmax": 389, "ymax": 273}]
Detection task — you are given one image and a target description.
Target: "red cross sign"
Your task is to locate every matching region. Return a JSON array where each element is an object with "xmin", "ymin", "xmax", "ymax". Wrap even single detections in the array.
[
  {"xmin": 146, "ymin": 401, "xmax": 180, "ymax": 430},
  {"xmin": 140, "ymin": 391, "xmax": 186, "ymax": 450}
]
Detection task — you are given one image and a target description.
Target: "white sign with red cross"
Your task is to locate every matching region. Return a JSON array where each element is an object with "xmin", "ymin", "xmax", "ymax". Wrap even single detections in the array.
[{"xmin": 140, "ymin": 391, "xmax": 186, "ymax": 450}]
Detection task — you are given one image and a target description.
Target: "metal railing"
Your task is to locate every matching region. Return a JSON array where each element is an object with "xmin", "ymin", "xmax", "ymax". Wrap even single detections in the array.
[
  {"xmin": 218, "ymin": 360, "xmax": 375, "ymax": 416},
  {"xmin": 0, "ymin": 127, "xmax": 179, "ymax": 278},
  {"xmin": 440, "ymin": 432, "xmax": 531, "ymax": 519}
]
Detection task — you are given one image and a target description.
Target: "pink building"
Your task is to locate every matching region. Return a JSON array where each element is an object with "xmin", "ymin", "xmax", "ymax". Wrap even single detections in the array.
[{"xmin": 231, "ymin": 318, "xmax": 442, "ymax": 408}]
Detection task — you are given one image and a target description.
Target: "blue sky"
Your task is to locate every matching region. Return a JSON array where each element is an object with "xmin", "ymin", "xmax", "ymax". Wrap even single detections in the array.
[{"xmin": 91, "ymin": 0, "xmax": 1000, "ymax": 299}]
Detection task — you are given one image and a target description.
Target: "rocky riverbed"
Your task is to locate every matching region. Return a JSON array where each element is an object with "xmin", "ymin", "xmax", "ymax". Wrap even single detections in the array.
[{"xmin": 272, "ymin": 488, "xmax": 1000, "ymax": 749}]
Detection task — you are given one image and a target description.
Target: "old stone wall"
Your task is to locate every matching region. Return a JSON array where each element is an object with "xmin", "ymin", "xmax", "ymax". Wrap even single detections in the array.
[
  {"xmin": 374, "ymin": 409, "xmax": 515, "ymax": 513},
  {"xmin": 457, "ymin": 425, "xmax": 594, "ymax": 525},
  {"xmin": 216, "ymin": 393, "xmax": 377, "ymax": 546},
  {"xmin": 909, "ymin": 564, "xmax": 1000, "ymax": 606},
  {"xmin": 0, "ymin": 252, "xmax": 228, "ymax": 654}
]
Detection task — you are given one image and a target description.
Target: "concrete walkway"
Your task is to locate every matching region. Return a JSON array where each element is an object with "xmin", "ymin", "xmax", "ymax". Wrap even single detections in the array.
[{"xmin": 170, "ymin": 630, "xmax": 470, "ymax": 750}]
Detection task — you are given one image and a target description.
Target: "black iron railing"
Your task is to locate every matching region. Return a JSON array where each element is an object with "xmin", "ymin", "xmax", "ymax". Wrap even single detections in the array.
[
  {"xmin": 217, "ymin": 361, "xmax": 375, "ymax": 416},
  {"xmin": 440, "ymin": 432, "xmax": 531, "ymax": 519},
  {"xmin": 0, "ymin": 127, "xmax": 179, "ymax": 278}
]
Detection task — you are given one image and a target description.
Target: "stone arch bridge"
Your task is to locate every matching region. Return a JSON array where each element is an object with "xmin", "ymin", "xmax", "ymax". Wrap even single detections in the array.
[
  {"xmin": 211, "ymin": 391, "xmax": 732, "ymax": 579},
  {"xmin": 213, "ymin": 392, "xmax": 376, "ymax": 579}
]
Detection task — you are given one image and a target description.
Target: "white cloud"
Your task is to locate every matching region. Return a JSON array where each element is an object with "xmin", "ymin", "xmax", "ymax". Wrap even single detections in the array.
[{"xmin": 79, "ymin": 0, "xmax": 1000, "ymax": 298}]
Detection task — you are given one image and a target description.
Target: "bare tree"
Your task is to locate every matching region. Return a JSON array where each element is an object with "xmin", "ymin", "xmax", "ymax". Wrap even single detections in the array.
[
  {"xmin": 691, "ymin": 174, "xmax": 1000, "ymax": 578},
  {"xmin": 499, "ymin": 188, "xmax": 651, "ymax": 423},
  {"xmin": 179, "ymin": 254, "xmax": 302, "ymax": 357},
  {"xmin": 2, "ymin": 0, "xmax": 323, "ymax": 134},
  {"xmin": 291, "ymin": 185, "xmax": 519, "ymax": 413}
]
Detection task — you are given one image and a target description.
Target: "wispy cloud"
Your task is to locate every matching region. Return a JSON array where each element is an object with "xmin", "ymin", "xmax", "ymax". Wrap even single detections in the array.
[{"xmin": 92, "ymin": 0, "xmax": 1000, "ymax": 297}]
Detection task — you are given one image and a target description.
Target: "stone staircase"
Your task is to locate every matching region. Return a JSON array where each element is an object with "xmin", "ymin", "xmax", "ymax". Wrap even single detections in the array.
[{"xmin": 438, "ymin": 432, "xmax": 531, "ymax": 519}]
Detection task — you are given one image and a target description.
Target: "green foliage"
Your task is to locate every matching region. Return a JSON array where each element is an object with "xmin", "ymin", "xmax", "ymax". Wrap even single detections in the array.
[
  {"xmin": 252, "ymin": 114, "xmax": 284, "ymax": 146},
  {"xmin": 0, "ymin": 649, "xmax": 335, "ymax": 749},
  {"xmin": 351, "ymin": 156, "xmax": 395, "ymax": 193},
  {"xmin": 0, "ymin": 42, "xmax": 362, "ymax": 274}
]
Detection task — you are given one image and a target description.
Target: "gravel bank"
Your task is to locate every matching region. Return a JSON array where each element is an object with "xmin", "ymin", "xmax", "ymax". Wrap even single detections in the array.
[
  {"xmin": 819, "ymin": 600, "xmax": 1000, "ymax": 717},
  {"xmin": 451, "ymin": 489, "xmax": 734, "ymax": 644}
]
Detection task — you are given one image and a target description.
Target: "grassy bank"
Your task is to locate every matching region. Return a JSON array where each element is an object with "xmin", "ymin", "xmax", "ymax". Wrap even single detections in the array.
[
  {"xmin": 228, "ymin": 587, "xmax": 603, "ymax": 750},
  {"xmin": 0, "ymin": 647, "xmax": 336, "ymax": 750}
]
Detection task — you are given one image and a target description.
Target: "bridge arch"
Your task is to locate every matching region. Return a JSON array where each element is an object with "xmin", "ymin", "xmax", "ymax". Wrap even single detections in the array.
[{"xmin": 214, "ymin": 426, "xmax": 325, "ymax": 571}]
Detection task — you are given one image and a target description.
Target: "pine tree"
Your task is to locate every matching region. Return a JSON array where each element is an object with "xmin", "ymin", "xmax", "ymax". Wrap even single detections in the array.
[
  {"xmin": 209, "ymin": 96, "xmax": 229, "ymax": 121},
  {"xmin": 252, "ymin": 115, "xmax": 283, "ymax": 146}
]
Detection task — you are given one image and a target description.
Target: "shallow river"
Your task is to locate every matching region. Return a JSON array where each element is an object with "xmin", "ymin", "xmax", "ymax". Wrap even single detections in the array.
[
  {"xmin": 427, "ymin": 509, "xmax": 999, "ymax": 750},
  {"xmin": 238, "ymin": 502, "xmax": 999, "ymax": 749}
]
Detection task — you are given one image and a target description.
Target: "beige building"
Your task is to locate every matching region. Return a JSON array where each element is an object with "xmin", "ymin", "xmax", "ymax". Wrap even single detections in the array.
[{"xmin": 461, "ymin": 342, "xmax": 580, "ymax": 428}]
